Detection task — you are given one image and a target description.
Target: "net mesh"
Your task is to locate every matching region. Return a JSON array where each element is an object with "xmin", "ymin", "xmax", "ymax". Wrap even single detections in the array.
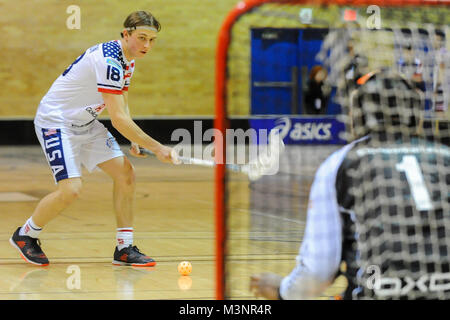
[{"xmin": 220, "ymin": 0, "xmax": 450, "ymax": 299}]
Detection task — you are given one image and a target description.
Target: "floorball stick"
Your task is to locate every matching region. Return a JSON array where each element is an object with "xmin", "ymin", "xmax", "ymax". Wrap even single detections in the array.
[{"xmin": 140, "ymin": 133, "xmax": 285, "ymax": 181}]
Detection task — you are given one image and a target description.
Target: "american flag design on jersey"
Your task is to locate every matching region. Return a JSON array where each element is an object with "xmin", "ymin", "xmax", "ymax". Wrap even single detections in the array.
[
  {"xmin": 102, "ymin": 41, "xmax": 127, "ymax": 69},
  {"xmin": 97, "ymin": 40, "xmax": 135, "ymax": 94},
  {"xmin": 35, "ymin": 39, "xmax": 135, "ymax": 129}
]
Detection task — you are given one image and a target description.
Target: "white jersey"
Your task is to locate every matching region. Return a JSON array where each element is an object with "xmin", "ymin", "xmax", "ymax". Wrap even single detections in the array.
[{"xmin": 34, "ymin": 40, "xmax": 135, "ymax": 129}]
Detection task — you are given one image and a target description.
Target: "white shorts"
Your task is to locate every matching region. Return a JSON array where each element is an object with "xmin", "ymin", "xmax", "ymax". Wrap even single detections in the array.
[{"xmin": 35, "ymin": 120, "xmax": 124, "ymax": 183}]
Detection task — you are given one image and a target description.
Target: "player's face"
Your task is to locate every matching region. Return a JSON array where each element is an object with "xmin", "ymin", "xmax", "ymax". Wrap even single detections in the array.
[
  {"xmin": 123, "ymin": 29, "xmax": 158, "ymax": 59},
  {"xmin": 433, "ymin": 35, "xmax": 444, "ymax": 50}
]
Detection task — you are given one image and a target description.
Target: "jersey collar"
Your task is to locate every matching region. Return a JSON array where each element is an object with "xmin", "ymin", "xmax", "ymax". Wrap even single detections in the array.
[{"xmin": 116, "ymin": 40, "xmax": 131, "ymax": 66}]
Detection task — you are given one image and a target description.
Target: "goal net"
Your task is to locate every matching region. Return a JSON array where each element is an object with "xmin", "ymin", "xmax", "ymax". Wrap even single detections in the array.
[{"xmin": 214, "ymin": 0, "xmax": 450, "ymax": 299}]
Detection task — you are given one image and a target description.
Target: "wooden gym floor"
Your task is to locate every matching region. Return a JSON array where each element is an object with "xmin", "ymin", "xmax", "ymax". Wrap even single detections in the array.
[{"xmin": 0, "ymin": 145, "xmax": 345, "ymax": 300}]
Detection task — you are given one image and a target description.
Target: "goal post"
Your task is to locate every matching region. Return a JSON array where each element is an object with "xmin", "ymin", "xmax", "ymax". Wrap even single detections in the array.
[{"xmin": 215, "ymin": 0, "xmax": 449, "ymax": 300}]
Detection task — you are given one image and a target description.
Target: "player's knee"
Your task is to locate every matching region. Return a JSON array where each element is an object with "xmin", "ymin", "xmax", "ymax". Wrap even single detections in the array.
[
  {"xmin": 117, "ymin": 158, "xmax": 136, "ymax": 187},
  {"xmin": 57, "ymin": 179, "xmax": 82, "ymax": 204},
  {"xmin": 124, "ymin": 160, "xmax": 136, "ymax": 187}
]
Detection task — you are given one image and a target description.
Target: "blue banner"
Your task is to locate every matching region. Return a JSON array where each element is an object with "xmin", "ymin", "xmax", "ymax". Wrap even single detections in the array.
[{"xmin": 249, "ymin": 116, "xmax": 347, "ymax": 145}]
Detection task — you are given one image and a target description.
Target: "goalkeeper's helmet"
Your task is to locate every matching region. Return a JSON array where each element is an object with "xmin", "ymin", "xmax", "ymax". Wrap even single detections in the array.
[{"xmin": 349, "ymin": 68, "xmax": 423, "ymax": 139}]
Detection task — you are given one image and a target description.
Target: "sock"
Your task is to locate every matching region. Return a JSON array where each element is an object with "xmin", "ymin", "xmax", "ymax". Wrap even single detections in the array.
[
  {"xmin": 19, "ymin": 217, "xmax": 42, "ymax": 238},
  {"xmin": 116, "ymin": 227, "xmax": 134, "ymax": 250}
]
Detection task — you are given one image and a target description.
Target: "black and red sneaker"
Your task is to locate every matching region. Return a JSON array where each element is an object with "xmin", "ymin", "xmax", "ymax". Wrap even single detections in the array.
[
  {"xmin": 112, "ymin": 245, "xmax": 156, "ymax": 267},
  {"xmin": 9, "ymin": 227, "xmax": 49, "ymax": 266}
]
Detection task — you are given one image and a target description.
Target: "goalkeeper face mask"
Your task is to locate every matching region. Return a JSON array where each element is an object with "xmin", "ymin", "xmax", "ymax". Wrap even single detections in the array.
[{"xmin": 351, "ymin": 69, "xmax": 423, "ymax": 139}]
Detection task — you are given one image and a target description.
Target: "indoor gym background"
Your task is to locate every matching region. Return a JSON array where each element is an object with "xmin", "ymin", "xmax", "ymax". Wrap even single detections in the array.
[{"xmin": 0, "ymin": 0, "xmax": 448, "ymax": 300}]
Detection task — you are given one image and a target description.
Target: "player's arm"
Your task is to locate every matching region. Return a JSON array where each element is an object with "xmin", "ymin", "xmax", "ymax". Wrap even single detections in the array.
[
  {"xmin": 121, "ymin": 91, "xmax": 147, "ymax": 158},
  {"xmin": 102, "ymin": 92, "xmax": 172, "ymax": 163},
  {"xmin": 122, "ymin": 90, "xmax": 131, "ymax": 117}
]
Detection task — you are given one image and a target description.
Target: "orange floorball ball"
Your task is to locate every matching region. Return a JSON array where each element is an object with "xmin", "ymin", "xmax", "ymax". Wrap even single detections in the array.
[{"xmin": 178, "ymin": 261, "xmax": 192, "ymax": 276}]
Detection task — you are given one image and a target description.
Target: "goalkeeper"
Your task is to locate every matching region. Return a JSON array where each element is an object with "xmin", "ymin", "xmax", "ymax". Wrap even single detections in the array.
[{"xmin": 250, "ymin": 69, "xmax": 450, "ymax": 300}]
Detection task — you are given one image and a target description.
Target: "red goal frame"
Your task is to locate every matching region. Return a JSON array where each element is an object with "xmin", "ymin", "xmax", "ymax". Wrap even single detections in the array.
[{"xmin": 213, "ymin": 0, "xmax": 446, "ymax": 300}]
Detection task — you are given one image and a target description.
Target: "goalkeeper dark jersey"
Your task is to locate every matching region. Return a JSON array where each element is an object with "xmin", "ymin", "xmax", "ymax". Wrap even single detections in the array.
[
  {"xmin": 279, "ymin": 136, "xmax": 450, "ymax": 299},
  {"xmin": 337, "ymin": 136, "xmax": 450, "ymax": 299}
]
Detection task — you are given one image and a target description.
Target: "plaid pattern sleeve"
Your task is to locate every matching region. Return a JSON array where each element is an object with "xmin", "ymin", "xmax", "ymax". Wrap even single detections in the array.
[{"xmin": 279, "ymin": 140, "xmax": 360, "ymax": 299}]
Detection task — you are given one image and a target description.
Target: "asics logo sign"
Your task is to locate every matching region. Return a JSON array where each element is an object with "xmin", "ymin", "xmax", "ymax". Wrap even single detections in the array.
[{"xmin": 274, "ymin": 117, "xmax": 332, "ymax": 141}]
